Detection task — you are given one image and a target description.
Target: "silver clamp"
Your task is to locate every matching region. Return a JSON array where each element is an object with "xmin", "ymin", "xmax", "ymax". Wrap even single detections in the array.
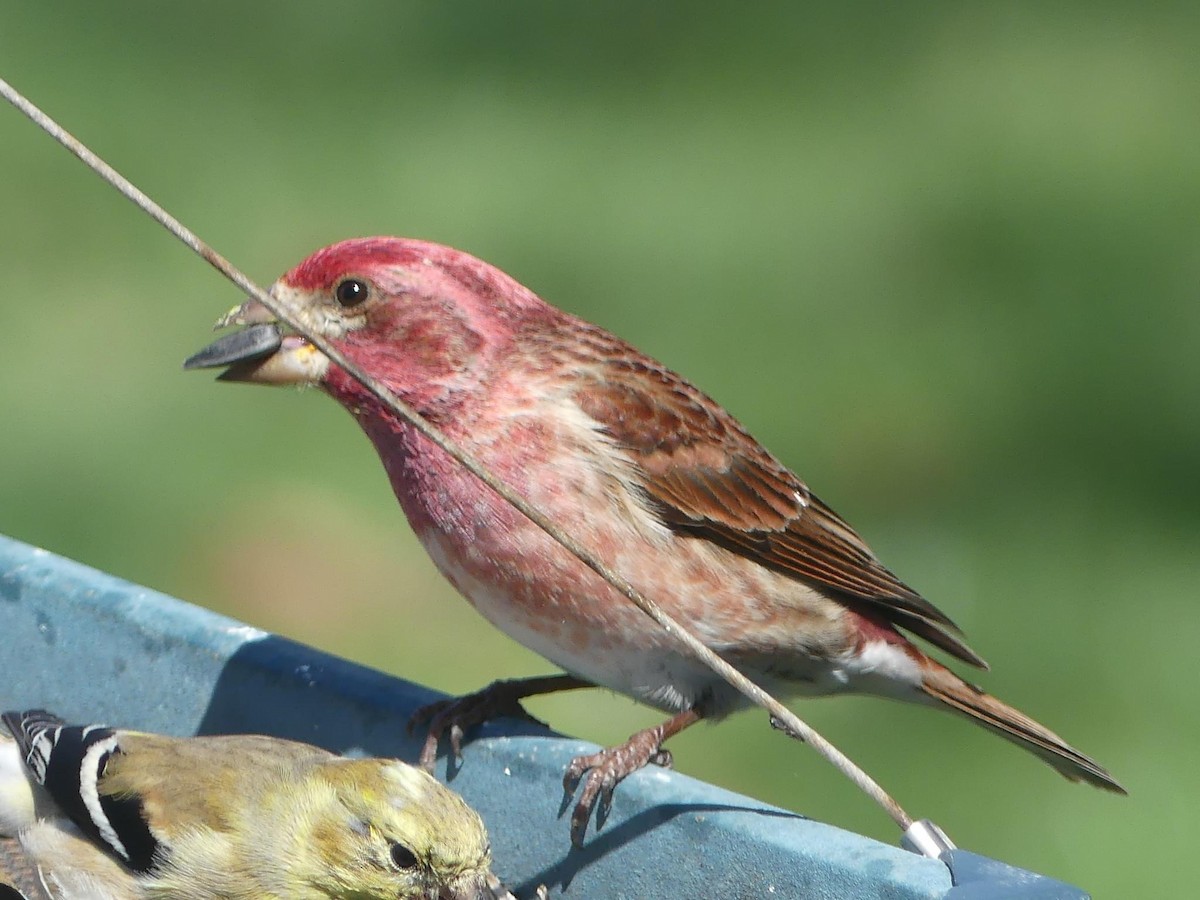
[{"xmin": 901, "ymin": 818, "xmax": 957, "ymax": 859}]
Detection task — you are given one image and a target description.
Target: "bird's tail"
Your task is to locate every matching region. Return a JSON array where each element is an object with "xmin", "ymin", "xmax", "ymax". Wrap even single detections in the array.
[{"xmin": 918, "ymin": 662, "xmax": 1126, "ymax": 794}]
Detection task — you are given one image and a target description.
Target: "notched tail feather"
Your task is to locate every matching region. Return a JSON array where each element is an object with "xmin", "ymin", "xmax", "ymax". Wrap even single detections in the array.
[{"xmin": 919, "ymin": 667, "xmax": 1126, "ymax": 795}]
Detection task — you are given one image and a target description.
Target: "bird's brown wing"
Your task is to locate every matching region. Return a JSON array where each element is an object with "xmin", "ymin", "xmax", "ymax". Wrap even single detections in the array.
[{"xmin": 568, "ymin": 338, "xmax": 987, "ymax": 669}]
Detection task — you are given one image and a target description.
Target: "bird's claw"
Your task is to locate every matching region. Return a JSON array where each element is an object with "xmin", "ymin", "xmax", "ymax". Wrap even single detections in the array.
[
  {"xmin": 561, "ymin": 738, "xmax": 673, "ymax": 847},
  {"xmin": 769, "ymin": 713, "xmax": 809, "ymax": 743},
  {"xmin": 409, "ymin": 681, "xmax": 550, "ymax": 772},
  {"xmin": 449, "ymin": 723, "xmax": 466, "ymax": 759}
]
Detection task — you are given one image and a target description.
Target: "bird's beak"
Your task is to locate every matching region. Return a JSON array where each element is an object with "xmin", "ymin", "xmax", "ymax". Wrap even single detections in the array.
[
  {"xmin": 183, "ymin": 299, "xmax": 329, "ymax": 385},
  {"xmin": 440, "ymin": 872, "xmax": 518, "ymax": 900}
]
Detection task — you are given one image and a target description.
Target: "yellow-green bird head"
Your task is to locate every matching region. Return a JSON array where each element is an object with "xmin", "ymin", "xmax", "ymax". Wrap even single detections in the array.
[{"xmin": 296, "ymin": 758, "xmax": 496, "ymax": 900}]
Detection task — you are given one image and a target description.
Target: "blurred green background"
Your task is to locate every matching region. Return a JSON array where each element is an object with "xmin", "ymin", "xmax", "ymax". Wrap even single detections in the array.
[{"xmin": 1, "ymin": 3, "xmax": 1195, "ymax": 894}]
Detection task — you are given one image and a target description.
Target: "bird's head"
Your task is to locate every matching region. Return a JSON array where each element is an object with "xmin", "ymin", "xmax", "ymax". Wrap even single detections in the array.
[
  {"xmin": 303, "ymin": 758, "xmax": 499, "ymax": 900},
  {"xmin": 185, "ymin": 237, "xmax": 551, "ymax": 419}
]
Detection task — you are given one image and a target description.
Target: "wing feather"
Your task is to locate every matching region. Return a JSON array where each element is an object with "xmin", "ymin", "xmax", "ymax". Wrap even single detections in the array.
[{"xmin": 558, "ymin": 325, "xmax": 986, "ymax": 669}]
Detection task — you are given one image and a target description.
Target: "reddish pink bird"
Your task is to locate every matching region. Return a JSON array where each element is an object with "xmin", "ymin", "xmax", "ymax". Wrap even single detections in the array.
[{"xmin": 187, "ymin": 237, "xmax": 1124, "ymax": 844}]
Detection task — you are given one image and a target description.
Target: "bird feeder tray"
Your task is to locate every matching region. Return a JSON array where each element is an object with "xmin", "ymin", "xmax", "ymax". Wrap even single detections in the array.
[{"xmin": 0, "ymin": 534, "xmax": 1089, "ymax": 899}]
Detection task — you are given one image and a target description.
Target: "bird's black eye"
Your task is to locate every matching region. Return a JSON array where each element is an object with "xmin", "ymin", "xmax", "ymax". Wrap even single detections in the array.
[
  {"xmin": 389, "ymin": 842, "xmax": 419, "ymax": 869},
  {"xmin": 335, "ymin": 278, "xmax": 370, "ymax": 308}
]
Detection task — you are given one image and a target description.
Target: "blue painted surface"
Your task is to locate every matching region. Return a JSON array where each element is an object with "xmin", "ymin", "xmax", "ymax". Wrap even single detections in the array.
[
  {"xmin": 943, "ymin": 851, "xmax": 1091, "ymax": 899},
  {"xmin": 0, "ymin": 534, "xmax": 1087, "ymax": 898}
]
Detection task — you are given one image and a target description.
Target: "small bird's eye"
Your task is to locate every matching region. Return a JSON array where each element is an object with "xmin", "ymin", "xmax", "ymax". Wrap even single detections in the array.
[
  {"xmin": 335, "ymin": 278, "xmax": 370, "ymax": 308},
  {"xmin": 389, "ymin": 842, "xmax": 419, "ymax": 869}
]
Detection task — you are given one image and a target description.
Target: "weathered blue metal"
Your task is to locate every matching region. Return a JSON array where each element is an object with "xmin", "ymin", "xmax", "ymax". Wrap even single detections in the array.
[{"xmin": 0, "ymin": 535, "xmax": 1087, "ymax": 898}]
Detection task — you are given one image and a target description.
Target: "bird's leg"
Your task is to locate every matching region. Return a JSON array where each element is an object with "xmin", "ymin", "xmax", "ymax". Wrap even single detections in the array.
[
  {"xmin": 410, "ymin": 674, "xmax": 593, "ymax": 770},
  {"xmin": 562, "ymin": 708, "xmax": 701, "ymax": 847}
]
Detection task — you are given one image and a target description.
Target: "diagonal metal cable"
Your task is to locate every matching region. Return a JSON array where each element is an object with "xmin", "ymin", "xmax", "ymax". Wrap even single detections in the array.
[{"xmin": 0, "ymin": 75, "xmax": 927, "ymax": 838}]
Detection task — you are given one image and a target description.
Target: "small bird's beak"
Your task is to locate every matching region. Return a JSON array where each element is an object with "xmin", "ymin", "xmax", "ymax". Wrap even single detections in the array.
[
  {"xmin": 441, "ymin": 873, "xmax": 516, "ymax": 900},
  {"xmin": 183, "ymin": 299, "xmax": 329, "ymax": 385}
]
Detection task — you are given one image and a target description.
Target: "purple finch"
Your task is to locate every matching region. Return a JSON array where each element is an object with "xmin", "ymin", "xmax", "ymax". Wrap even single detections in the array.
[{"xmin": 187, "ymin": 237, "xmax": 1124, "ymax": 844}]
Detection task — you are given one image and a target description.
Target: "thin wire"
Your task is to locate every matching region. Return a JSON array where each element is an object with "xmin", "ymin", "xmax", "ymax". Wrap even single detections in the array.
[{"xmin": 0, "ymin": 76, "xmax": 914, "ymax": 832}]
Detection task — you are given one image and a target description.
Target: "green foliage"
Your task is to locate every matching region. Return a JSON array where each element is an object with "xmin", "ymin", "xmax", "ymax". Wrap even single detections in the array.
[{"xmin": 2, "ymin": 4, "xmax": 1194, "ymax": 894}]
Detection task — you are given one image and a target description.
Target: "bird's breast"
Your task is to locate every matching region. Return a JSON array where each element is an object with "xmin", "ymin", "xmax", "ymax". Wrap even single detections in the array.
[{"xmin": 356, "ymin": 397, "xmax": 854, "ymax": 711}]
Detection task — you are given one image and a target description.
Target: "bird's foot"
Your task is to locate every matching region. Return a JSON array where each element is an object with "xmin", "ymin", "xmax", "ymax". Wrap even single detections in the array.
[
  {"xmin": 410, "ymin": 681, "xmax": 545, "ymax": 771},
  {"xmin": 410, "ymin": 675, "xmax": 590, "ymax": 772},
  {"xmin": 561, "ymin": 728, "xmax": 674, "ymax": 848}
]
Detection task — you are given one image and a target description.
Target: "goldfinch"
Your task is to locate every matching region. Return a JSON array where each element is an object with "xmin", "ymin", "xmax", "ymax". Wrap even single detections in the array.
[{"xmin": 1, "ymin": 709, "xmax": 507, "ymax": 900}]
